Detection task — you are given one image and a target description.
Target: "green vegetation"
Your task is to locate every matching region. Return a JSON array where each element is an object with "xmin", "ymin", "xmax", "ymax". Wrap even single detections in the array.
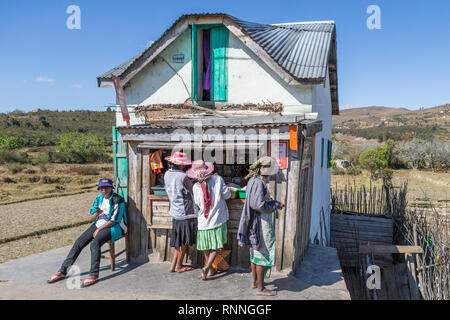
[
  {"xmin": 0, "ymin": 109, "xmax": 115, "ymax": 147},
  {"xmin": 0, "ymin": 110, "xmax": 114, "ymax": 165},
  {"xmin": 0, "ymin": 133, "xmax": 22, "ymax": 151},
  {"xmin": 358, "ymin": 139, "xmax": 395, "ymax": 184},
  {"xmin": 333, "ymin": 125, "xmax": 444, "ymax": 142},
  {"xmin": 56, "ymin": 132, "xmax": 110, "ymax": 163}
]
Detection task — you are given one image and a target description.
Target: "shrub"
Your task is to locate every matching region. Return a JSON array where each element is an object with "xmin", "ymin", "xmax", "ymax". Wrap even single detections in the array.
[
  {"xmin": 42, "ymin": 176, "xmax": 61, "ymax": 184},
  {"xmin": 57, "ymin": 132, "xmax": 110, "ymax": 163},
  {"xmin": 346, "ymin": 166, "xmax": 362, "ymax": 176},
  {"xmin": 396, "ymin": 139, "xmax": 450, "ymax": 171},
  {"xmin": 0, "ymin": 151, "xmax": 29, "ymax": 164},
  {"xmin": 331, "ymin": 166, "xmax": 346, "ymax": 175},
  {"xmin": 358, "ymin": 139, "xmax": 395, "ymax": 183},
  {"xmin": 0, "ymin": 133, "xmax": 22, "ymax": 151},
  {"xmin": 69, "ymin": 166, "xmax": 100, "ymax": 175},
  {"xmin": 7, "ymin": 163, "xmax": 24, "ymax": 174},
  {"xmin": 3, "ymin": 177, "xmax": 15, "ymax": 183}
]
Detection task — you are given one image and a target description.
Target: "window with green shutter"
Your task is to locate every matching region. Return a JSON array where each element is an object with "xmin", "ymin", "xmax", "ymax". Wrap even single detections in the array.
[
  {"xmin": 210, "ymin": 26, "xmax": 228, "ymax": 101},
  {"xmin": 191, "ymin": 24, "xmax": 228, "ymax": 102}
]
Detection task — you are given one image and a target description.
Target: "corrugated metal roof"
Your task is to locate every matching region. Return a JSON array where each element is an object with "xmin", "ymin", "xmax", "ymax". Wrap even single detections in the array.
[
  {"xmin": 233, "ymin": 19, "xmax": 335, "ymax": 80},
  {"xmin": 97, "ymin": 54, "xmax": 141, "ymax": 80},
  {"xmin": 97, "ymin": 14, "xmax": 335, "ymax": 83}
]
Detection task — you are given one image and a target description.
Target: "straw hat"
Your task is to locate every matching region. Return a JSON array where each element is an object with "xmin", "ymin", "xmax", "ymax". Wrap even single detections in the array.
[
  {"xmin": 165, "ymin": 152, "xmax": 192, "ymax": 165},
  {"xmin": 186, "ymin": 160, "xmax": 214, "ymax": 180}
]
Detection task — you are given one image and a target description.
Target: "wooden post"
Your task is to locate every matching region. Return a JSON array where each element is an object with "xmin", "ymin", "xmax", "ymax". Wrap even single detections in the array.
[
  {"xmin": 413, "ymin": 223, "xmax": 424, "ymax": 299},
  {"xmin": 405, "ymin": 253, "xmax": 420, "ymax": 300},
  {"xmin": 275, "ymin": 168, "xmax": 287, "ymax": 271},
  {"xmin": 127, "ymin": 142, "xmax": 149, "ymax": 263},
  {"xmin": 366, "ymin": 254, "xmax": 377, "ymax": 300},
  {"xmin": 283, "ymin": 126, "xmax": 301, "ymax": 271}
]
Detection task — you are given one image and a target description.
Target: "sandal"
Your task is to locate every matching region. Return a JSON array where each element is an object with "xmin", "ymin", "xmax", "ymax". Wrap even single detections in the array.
[
  {"xmin": 81, "ymin": 277, "xmax": 98, "ymax": 288},
  {"xmin": 47, "ymin": 272, "xmax": 66, "ymax": 284},
  {"xmin": 175, "ymin": 266, "xmax": 195, "ymax": 273}
]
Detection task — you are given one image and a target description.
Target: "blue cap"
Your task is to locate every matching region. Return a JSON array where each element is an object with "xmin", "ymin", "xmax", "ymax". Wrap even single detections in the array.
[{"xmin": 97, "ymin": 178, "xmax": 114, "ymax": 190}]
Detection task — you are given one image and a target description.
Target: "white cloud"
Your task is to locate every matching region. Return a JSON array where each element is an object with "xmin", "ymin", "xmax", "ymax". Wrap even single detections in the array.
[
  {"xmin": 71, "ymin": 84, "xmax": 82, "ymax": 89},
  {"xmin": 340, "ymin": 104, "xmax": 354, "ymax": 110},
  {"xmin": 36, "ymin": 76, "xmax": 55, "ymax": 86}
]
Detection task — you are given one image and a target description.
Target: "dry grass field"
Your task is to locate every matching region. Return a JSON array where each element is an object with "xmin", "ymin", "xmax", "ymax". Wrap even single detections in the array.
[
  {"xmin": 0, "ymin": 162, "xmax": 113, "ymax": 205},
  {"xmin": 0, "ymin": 161, "xmax": 114, "ymax": 264}
]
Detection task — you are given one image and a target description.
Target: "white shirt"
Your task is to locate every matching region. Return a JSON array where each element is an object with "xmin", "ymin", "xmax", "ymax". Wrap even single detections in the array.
[
  {"xmin": 95, "ymin": 197, "xmax": 111, "ymax": 228},
  {"xmin": 193, "ymin": 175, "xmax": 231, "ymax": 230}
]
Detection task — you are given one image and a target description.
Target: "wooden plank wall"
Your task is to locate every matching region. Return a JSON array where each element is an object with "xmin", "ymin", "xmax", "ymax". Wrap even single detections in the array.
[
  {"xmin": 126, "ymin": 142, "xmax": 149, "ymax": 263},
  {"xmin": 292, "ymin": 165, "xmax": 314, "ymax": 272},
  {"xmin": 330, "ymin": 213, "xmax": 394, "ymax": 267},
  {"xmin": 290, "ymin": 129, "xmax": 316, "ymax": 274}
]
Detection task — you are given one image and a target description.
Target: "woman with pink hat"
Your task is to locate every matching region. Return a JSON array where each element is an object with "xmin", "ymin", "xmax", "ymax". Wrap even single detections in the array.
[
  {"xmin": 187, "ymin": 160, "xmax": 231, "ymax": 281},
  {"xmin": 164, "ymin": 152, "xmax": 197, "ymax": 273}
]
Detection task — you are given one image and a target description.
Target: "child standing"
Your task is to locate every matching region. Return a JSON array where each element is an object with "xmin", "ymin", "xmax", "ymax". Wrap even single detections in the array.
[{"xmin": 187, "ymin": 160, "xmax": 231, "ymax": 280}]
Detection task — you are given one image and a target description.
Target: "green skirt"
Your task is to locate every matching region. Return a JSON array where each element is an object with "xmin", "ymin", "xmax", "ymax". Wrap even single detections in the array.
[{"xmin": 196, "ymin": 223, "xmax": 227, "ymax": 251}]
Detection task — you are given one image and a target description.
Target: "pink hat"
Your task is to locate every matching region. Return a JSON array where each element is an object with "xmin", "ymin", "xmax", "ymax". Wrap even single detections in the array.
[
  {"xmin": 186, "ymin": 160, "xmax": 214, "ymax": 179},
  {"xmin": 165, "ymin": 152, "xmax": 192, "ymax": 165}
]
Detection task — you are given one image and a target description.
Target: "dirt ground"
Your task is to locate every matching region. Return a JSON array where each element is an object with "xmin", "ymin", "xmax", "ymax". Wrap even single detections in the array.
[
  {"xmin": 0, "ymin": 191, "xmax": 98, "ymax": 242},
  {"xmin": 0, "ymin": 224, "xmax": 88, "ymax": 264},
  {"xmin": 0, "ymin": 191, "xmax": 99, "ymax": 264}
]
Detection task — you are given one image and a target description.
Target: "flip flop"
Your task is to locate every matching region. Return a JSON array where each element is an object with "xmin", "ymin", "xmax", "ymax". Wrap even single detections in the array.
[
  {"xmin": 81, "ymin": 277, "xmax": 98, "ymax": 288},
  {"xmin": 175, "ymin": 266, "xmax": 195, "ymax": 273},
  {"xmin": 47, "ymin": 273, "xmax": 66, "ymax": 284}
]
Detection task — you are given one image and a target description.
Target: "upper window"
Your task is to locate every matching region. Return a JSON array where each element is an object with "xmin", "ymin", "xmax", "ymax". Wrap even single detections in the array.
[{"xmin": 192, "ymin": 24, "xmax": 229, "ymax": 102}]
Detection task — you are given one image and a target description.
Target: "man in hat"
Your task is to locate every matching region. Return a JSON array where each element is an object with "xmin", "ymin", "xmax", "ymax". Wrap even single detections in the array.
[
  {"xmin": 47, "ymin": 178, "xmax": 127, "ymax": 287},
  {"xmin": 237, "ymin": 156, "xmax": 284, "ymax": 296},
  {"xmin": 164, "ymin": 152, "xmax": 197, "ymax": 273}
]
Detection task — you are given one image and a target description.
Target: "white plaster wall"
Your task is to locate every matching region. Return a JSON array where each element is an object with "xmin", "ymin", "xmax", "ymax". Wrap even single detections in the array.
[
  {"xmin": 119, "ymin": 28, "xmax": 193, "ymax": 126},
  {"xmin": 309, "ymin": 71, "xmax": 332, "ymax": 245},
  {"xmin": 227, "ymin": 33, "xmax": 313, "ymax": 110}
]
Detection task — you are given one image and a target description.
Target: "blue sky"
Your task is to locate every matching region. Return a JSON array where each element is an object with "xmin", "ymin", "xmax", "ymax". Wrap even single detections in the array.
[{"xmin": 0, "ymin": 0, "xmax": 449, "ymax": 113}]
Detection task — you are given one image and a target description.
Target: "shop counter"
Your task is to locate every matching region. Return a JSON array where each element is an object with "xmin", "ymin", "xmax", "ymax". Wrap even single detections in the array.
[{"xmin": 146, "ymin": 194, "xmax": 245, "ymax": 232}]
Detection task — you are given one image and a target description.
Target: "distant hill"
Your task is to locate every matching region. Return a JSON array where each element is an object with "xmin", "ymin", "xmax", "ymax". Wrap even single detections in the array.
[
  {"xmin": 333, "ymin": 104, "xmax": 450, "ymax": 141},
  {"xmin": 0, "ymin": 110, "xmax": 115, "ymax": 147}
]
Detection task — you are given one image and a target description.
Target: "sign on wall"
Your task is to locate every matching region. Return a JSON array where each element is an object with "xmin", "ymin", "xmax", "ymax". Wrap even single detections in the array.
[
  {"xmin": 301, "ymin": 137, "xmax": 315, "ymax": 169},
  {"xmin": 269, "ymin": 141, "xmax": 288, "ymax": 169}
]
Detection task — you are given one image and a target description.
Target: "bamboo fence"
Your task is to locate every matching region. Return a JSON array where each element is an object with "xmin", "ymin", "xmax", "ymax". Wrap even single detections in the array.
[{"xmin": 331, "ymin": 181, "xmax": 449, "ymax": 300}]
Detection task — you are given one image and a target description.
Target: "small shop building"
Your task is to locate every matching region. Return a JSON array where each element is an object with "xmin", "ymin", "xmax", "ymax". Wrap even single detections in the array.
[{"xmin": 97, "ymin": 13, "xmax": 339, "ymax": 273}]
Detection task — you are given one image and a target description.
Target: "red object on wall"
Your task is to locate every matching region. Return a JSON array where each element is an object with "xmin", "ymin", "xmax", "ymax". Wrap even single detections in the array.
[
  {"xmin": 289, "ymin": 125, "xmax": 298, "ymax": 151},
  {"xmin": 112, "ymin": 75, "xmax": 130, "ymax": 123}
]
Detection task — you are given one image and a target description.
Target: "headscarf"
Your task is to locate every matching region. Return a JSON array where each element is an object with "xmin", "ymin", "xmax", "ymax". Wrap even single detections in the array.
[
  {"xmin": 245, "ymin": 156, "xmax": 278, "ymax": 180},
  {"xmin": 197, "ymin": 173, "xmax": 214, "ymax": 218}
]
